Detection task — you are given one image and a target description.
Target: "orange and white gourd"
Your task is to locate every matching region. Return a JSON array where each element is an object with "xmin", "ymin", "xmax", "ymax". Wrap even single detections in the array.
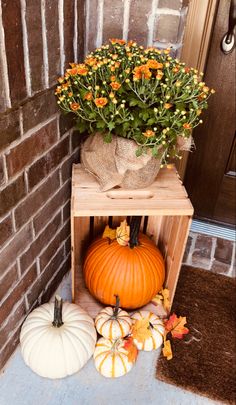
[
  {"xmin": 95, "ymin": 296, "xmax": 132, "ymax": 339},
  {"xmin": 20, "ymin": 296, "xmax": 97, "ymax": 379},
  {"xmin": 94, "ymin": 337, "xmax": 136, "ymax": 378},
  {"xmin": 132, "ymin": 310, "xmax": 164, "ymax": 351}
]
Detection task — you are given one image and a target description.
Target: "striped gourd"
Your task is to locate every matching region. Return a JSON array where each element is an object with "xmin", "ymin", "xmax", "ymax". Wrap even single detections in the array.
[
  {"xmin": 95, "ymin": 296, "xmax": 132, "ymax": 340},
  {"xmin": 94, "ymin": 337, "xmax": 135, "ymax": 378},
  {"xmin": 131, "ymin": 310, "xmax": 164, "ymax": 351}
]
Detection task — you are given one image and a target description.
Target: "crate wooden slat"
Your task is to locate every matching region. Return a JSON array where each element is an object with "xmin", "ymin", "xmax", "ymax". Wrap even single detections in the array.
[{"xmin": 71, "ymin": 164, "xmax": 193, "ymax": 318}]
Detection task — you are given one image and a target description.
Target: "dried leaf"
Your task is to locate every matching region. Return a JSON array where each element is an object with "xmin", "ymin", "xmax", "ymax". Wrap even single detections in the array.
[
  {"xmin": 124, "ymin": 337, "xmax": 138, "ymax": 363},
  {"xmin": 162, "ymin": 338, "xmax": 173, "ymax": 360},
  {"xmin": 116, "ymin": 220, "xmax": 130, "ymax": 246},
  {"xmin": 152, "ymin": 288, "xmax": 170, "ymax": 312},
  {"xmin": 102, "ymin": 225, "xmax": 116, "ymax": 241},
  {"xmin": 131, "ymin": 318, "xmax": 152, "ymax": 343},
  {"xmin": 165, "ymin": 313, "xmax": 189, "ymax": 339}
]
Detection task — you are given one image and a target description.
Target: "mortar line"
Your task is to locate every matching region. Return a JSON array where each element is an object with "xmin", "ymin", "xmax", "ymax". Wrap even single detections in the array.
[
  {"xmin": 41, "ymin": 0, "xmax": 49, "ymax": 88},
  {"xmin": 0, "ymin": 0, "xmax": 11, "ymax": 108},
  {"xmin": 20, "ymin": 0, "xmax": 32, "ymax": 97}
]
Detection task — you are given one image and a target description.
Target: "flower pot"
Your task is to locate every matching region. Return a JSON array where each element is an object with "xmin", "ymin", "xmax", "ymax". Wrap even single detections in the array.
[{"xmin": 81, "ymin": 132, "xmax": 161, "ymax": 191}]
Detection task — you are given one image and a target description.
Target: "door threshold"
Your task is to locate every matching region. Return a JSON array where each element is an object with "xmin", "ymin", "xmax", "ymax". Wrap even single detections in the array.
[{"xmin": 190, "ymin": 219, "xmax": 235, "ymax": 242}]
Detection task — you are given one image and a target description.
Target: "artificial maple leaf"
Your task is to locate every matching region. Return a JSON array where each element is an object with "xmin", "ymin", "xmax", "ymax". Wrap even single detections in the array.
[
  {"xmin": 124, "ymin": 337, "xmax": 138, "ymax": 363},
  {"xmin": 102, "ymin": 225, "xmax": 116, "ymax": 241},
  {"xmin": 116, "ymin": 220, "xmax": 130, "ymax": 246},
  {"xmin": 152, "ymin": 288, "xmax": 170, "ymax": 312},
  {"xmin": 165, "ymin": 313, "xmax": 189, "ymax": 339},
  {"xmin": 131, "ymin": 318, "xmax": 152, "ymax": 343},
  {"xmin": 162, "ymin": 338, "xmax": 173, "ymax": 360}
]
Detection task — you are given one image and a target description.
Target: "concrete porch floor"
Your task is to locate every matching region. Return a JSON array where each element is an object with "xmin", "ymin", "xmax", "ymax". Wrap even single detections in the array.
[
  {"xmin": 0, "ymin": 271, "xmax": 220, "ymax": 405},
  {"xmin": 1, "ymin": 229, "xmax": 234, "ymax": 405}
]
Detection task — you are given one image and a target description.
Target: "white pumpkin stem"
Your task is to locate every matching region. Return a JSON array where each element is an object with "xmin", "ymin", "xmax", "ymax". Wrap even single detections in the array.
[
  {"xmin": 52, "ymin": 295, "xmax": 64, "ymax": 328},
  {"xmin": 113, "ymin": 295, "xmax": 120, "ymax": 318}
]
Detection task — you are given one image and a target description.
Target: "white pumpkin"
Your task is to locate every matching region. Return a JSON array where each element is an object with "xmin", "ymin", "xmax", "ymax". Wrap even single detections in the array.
[
  {"xmin": 131, "ymin": 310, "xmax": 164, "ymax": 351},
  {"xmin": 94, "ymin": 337, "xmax": 136, "ymax": 378},
  {"xmin": 95, "ymin": 296, "xmax": 132, "ymax": 339},
  {"xmin": 20, "ymin": 296, "xmax": 97, "ymax": 379}
]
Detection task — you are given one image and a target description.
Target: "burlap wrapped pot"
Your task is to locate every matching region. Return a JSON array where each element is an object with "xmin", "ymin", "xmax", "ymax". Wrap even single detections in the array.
[{"xmin": 81, "ymin": 132, "xmax": 161, "ymax": 191}]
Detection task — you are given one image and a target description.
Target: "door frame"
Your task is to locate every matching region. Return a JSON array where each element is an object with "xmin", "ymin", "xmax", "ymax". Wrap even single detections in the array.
[{"xmin": 177, "ymin": 0, "xmax": 218, "ymax": 179}]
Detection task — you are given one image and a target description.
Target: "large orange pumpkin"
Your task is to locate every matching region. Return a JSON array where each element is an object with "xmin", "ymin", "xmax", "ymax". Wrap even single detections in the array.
[{"xmin": 83, "ymin": 218, "xmax": 165, "ymax": 309}]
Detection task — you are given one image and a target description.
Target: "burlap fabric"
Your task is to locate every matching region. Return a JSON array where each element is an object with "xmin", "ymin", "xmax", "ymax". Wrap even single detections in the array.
[
  {"xmin": 81, "ymin": 132, "xmax": 192, "ymax": 191},
  {"xmin": 81, "ymin": 132, "xmax": 161, "ymax": 191}
]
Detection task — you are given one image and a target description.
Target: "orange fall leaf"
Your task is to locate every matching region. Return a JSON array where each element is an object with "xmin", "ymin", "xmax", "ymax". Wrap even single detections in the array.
[
  {"xmin": 131, "ymin": 318, "xmax": 152, "ymax": 343},
  {"xmin": 165, "ymin": 313, "xmax": 189, "ymax": 339}
]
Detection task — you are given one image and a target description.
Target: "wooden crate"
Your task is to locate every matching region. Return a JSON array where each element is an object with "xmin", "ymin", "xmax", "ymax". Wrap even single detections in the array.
[{"xmin": 71, "ymin": 164, "xmax": 193, "ymax": 318}]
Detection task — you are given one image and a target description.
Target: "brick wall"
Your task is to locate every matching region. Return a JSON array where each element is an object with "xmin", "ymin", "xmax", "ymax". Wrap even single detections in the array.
[
  {"xmin": 0, "ymin": 0, "xmax": 85, "ymax": 370},
  {"xmin": 0, "ymin": 0, "xmax": 189, "ymax": 370},
  {"xmin": 85, "ymin": 0, "xmax": 189, "ymax": 56}
]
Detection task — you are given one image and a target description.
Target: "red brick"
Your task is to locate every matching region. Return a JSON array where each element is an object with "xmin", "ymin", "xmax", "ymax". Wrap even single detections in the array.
[
  {"xmin": 20, "ymin": 213, "xmax": 62, "ymax": 274},
  {"xmin": 40, "ymin": 255, "xmax": 70, "ymax": 304},
  {"xmin": 1, "ymin": 0, "xmax": 26, "ymax": 104},
  {"xmin": 0, "ymin": 156, "xmax": 5, "ymax": 186},
  {"xmin": 0, "ymin": 301, "xmax": 26, "ymax": 348},
  {"xmin": 214, "ymin": 238, "xmax": 233, "ymax": 265},
  {"xmin": 0, "ymin": 174, "xmax": 26, "ymax": 217},
  {"xmin": 0, "ymin": 327, "xmax": 20, "ymax": 371},
  {"xmin": 77, "ymin": 0, "xmax": 85, "ymax": 61},
  {"xmin": 64, "ymin": 0, "xmax": 75, "ymax": 67},
  {"xmin": 6, "ymin": 119, "xmax": 57, "ymax": 178},
  {"xmin": 28, "ymin": 137, "xmax": 70, "ymax": 190},
  {"xmin": 0, "ymin": 110, "xmax": 21, "ymax": 152},
  {"xmin": 33, "ymin": 180, "xmax": 71, "ymax": 235},
  {"xmin": 192, "ymin": 235, "xmax": 213, "ymax": 269},
  {"xmin": 15, "ymin": 170, "xmax": 60, "ymax": 230},
  {"xmin": 39, "ymin": 220, "xmax": 70, "ymax": 270},
  {"xmin": 22, "ymin": 90, "xmax": 58, "ymax": 133},
  {"xmin": 25, "ymin": 0, "xmax": 44, "ymax": 93},
  {"xmin": 72, "ymin": 130, "xmax": 87, "ymax": 150},
  {"xmin": 0, "ymin": 263, "xmax": 37, "ymax": 323},
  {"xmin": 45, "ymin": 0, "xmax": 61, "ymax": 85},
  {"xmin": 65, "ymin": 235, "xmax": 71, "ymax": 256},
  {"xmin": 128, "ymin": 0, "xmax": 151, "ymax": 45},
  {"xmin": 27, "ymin": 246, "xmax": 64, "ymax": 308},
  {"xmin": 158, "ymin": 0, "xmax": 182, "ymax": 10},
  {"xmin": 0, "ymin": 263, "xmax": 18, "ymax": 302},
  {"xmin": 211, "ymin": 260, "xmax": 231, "ymax": 276},
  {"xmin": 0, "ymin": 223, "xmax": 32, "ymax": 275},
  {"xmin": 61, "ymin": 149, "xmax": 80, "ymax": 182},
  {"xmin": 0, "ymin": 214, "xmax": 14, "ymax": 247},
  {"xmin": 103, "ymin": 0, "xmax": 124, "ymax": 44},
  {"xmin": 59, "ymin": 112, "xmax": 75, "ymax": 136},
  {"xmin": 63, "ymin": 200, "xmax": 70, "ymax": 222},
  {"xmin": 154, "ymin": 14, "xmax": 180, "ymax": 43}
]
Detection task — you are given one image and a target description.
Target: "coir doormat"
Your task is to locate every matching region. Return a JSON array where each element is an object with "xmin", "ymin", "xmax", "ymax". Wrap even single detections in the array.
[{"xmin": 156, "ymin": 265, "xmax": 236, "ymax": 404}]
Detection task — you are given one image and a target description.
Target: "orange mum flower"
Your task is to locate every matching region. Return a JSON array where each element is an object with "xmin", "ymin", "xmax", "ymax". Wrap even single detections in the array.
[
  {"xmin": 164, "ymin": 103, "xmax": 173, "ymax": 109},
  {"xmin": 55, "ymin": 86, "xmax": 62, "ymax": 94},
  {"xmin": 94, "ymin": 97, "xmax": 108, "ymax": 108},
  {"xmin": 67, "ymin": 67, "xmax": 78, "ymax": 75},
  {"xmin": 70, "ymin": 102, "xmax": 80, "ymax": 111},
  {"xmin": 110, "ymin": 82, "xmax": 121, "ymax": 90},
  {"xmin": 183, "ymin": 123, "xmax": 192, "ymax": 130},
  {"xmin": 147, "ymin": 60, "xmax": 163, "ymax": 69},
  {"xmin": 110, "ymin": 38, "xmax": 126, "ymax": 45},
  {"xmin": 133, "ymin": 65, "xmax": 152, "ymax": 80},
  {"xmin": 143, "ymin": 129, "xmax": 155, "ymax": 138},
  {"xmin": 172, "ymin": 66, "xmax": 179, "ymax": 73},
  {"xmin": 85, "ymin": 57, "xmax": 97, "ymax": 66},
  {"xmin": 156, "ymin": 70, "xmax": 164, "ymax": 80},
  {"xmin": 77, "ymin": 65, "xmax": 89, "ymax": 75},
  {"xmin": 110, "ymin": 75, "xmax": 116, "ymax": 81},
  {"xmin": 84, "ymin": 92, "xmax": 93, "ymax": 100},
  {"xmin": 57, "ymin": 77, "xmax": 64, "ymax": 83}
]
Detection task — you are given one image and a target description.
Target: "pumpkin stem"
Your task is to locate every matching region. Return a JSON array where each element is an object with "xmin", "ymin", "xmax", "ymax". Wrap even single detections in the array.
[
  {"xmin": 129, "ymin": 216, "xmax": 142, "ymax": 248},
  {"xmin": 113, "ymin": 295, "xmax": 120, "ymax": 317},
  {"xmin": 52, "ymin": 295, "xmax": 64, "ymax": 328}
]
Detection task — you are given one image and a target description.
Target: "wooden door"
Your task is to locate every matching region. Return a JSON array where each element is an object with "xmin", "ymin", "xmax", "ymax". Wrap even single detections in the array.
[{"xmin": 184, "ymin": 0, "xmax": 236, "ymax": 226}]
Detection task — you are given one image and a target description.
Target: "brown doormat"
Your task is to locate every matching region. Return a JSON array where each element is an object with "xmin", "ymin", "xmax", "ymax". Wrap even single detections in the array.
[{"xmin": 156, "ymin": 265, "xmax": 236, "ymax": 404}]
